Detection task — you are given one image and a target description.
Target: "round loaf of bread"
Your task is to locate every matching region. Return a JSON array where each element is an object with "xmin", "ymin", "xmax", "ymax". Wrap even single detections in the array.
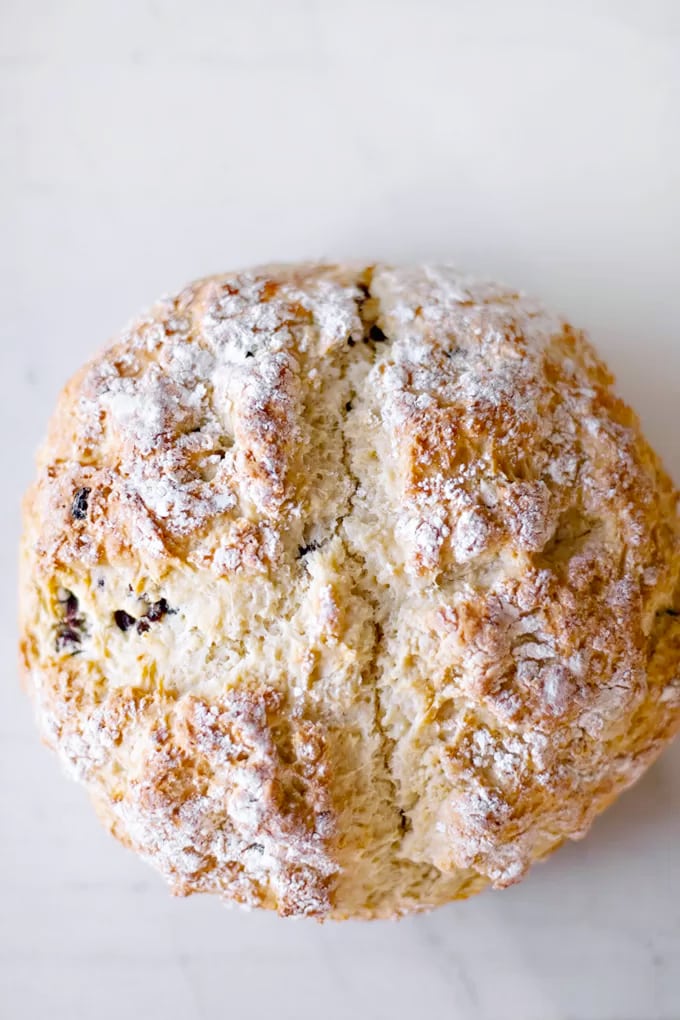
[{"xmin": 19, "ymin": 263, "xmax": 680, "ymax": 919}]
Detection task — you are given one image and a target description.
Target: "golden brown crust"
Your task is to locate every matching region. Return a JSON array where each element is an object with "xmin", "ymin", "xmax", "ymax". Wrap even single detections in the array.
[{"xmin": 19, "ymin": 263, "xmax": 680, "ymax": 918}]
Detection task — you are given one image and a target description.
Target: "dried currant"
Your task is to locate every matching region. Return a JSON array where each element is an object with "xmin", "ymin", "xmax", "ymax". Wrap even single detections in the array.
[
  {"xmin": 55, "ymin": 590, "xmax": 86, "ymax": 654},
  {"xmin": 114, "ymin": 610, "xmax": 136, "ymax": 632},
  {"xmin": 145, "ymin": 598, "xmax": 171, "ymax": 622},
  {"xmin": 71, "ymin": 487, "xmax": 91, "ymax": 520},
  {"xmin": 55, "ymin": 625, "xmax": 82, "ymax": 654},
  {"xmin": 297, "ymin": 541, "xmax": 320, "ymax": 558}
]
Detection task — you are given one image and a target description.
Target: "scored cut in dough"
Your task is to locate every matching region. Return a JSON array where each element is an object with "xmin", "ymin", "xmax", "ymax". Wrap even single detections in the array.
[{"xmin": 19, "ymin": 263, "xmax": 680, "ymax": 919}]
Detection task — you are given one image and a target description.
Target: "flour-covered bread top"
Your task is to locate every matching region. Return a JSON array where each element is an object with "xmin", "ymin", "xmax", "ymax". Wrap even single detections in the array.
[{"xmin": 19, "ymin": 263, "xmax": 680, "ymax": 918}]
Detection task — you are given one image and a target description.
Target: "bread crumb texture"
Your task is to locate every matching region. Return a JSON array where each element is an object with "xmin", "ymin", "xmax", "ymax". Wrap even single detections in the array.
[{"xmin": 19, "ymin": 263, "xmax": 680, "ymax": 919}]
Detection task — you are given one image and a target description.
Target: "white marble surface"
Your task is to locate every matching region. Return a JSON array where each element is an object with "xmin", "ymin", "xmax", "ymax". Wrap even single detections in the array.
[{"xmin": 2, "ymin": 2, "xmax": 680, "ymax": 1018}]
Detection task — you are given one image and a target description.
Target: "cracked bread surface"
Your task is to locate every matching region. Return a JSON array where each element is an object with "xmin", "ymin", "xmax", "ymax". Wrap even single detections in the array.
[{"xmin": 19, "ymin": 262, "xmax": 680, "ymax": 919}]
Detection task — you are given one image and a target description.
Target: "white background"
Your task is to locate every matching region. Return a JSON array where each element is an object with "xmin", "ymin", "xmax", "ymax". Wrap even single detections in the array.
[{"xmin": 2, "ymin": 2, "xmax": 680, "ymax": 1018}]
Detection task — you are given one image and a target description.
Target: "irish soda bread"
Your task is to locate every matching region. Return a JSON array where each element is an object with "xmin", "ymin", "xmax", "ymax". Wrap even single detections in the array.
[{"xmin": 19, "ymin": 263, "xmax": 680, "ymax": 919}]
